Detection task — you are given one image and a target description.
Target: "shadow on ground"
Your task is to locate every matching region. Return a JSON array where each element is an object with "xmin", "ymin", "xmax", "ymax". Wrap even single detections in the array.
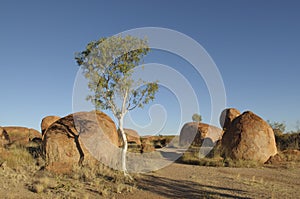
[
  {"xmin": 159, "ymin": 151, "xmax": 182, "ymax": 162},
  {"xmin": 137, "ymin": 175, "xmax": 250, "ymax": 199}
]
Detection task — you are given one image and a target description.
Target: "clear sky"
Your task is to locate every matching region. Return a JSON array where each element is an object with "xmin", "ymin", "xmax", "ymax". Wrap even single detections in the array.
[{"xmin": 0, "ymin": 0, "xmax": 299, "ymax": 134}]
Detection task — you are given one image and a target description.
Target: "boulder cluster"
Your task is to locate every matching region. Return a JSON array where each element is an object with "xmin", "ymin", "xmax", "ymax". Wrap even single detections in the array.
[
  {"xmin": 0, "ymin": 107, "xmax": 284, "ymax": 173},
  {"xmin": 179, "ymin": 108, "xmax": 278, "ymax": 163},
  {"xmin": 0, "ymin": 126, "xmax": 41, "ymax": 147}
]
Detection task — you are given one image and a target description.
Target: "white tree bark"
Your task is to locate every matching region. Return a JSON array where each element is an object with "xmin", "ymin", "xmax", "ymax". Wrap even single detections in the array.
[
  {"xmin": 118, "ymin": 115, "xmax": 128, "ymax": 174},
  {"xmin": 118, "ymin": 89, "xmax": 131, "ymax": 178}
]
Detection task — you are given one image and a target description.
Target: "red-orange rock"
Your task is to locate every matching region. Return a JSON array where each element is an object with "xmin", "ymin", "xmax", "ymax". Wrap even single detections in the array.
[
  {"xmin": 124, "ymin": 129, "xmax": 141, "ymax": 145},
  {"xmin": 141, "ymin": 139, "xmax": 155, "ymax": 153},
  {"xmin": 41, "ymin": 116, "xmax": 60, "ymax": 136},
  {"xmin": 179, "ymin": 122, "xmax": 223, "ymax": 147},
  {"xmin": 221, "ymin": 111, "xmax": 277, "ymax": 163},
  {"xmin": 219, "ymin": 108, "xmax": 241, "ymax": 130},
  {"xmin": 43, "ymin": 111, "xmax": 120, "ymax": 173},
  {"xmin": 265, "ymin": 154, "xmax": 282, "ymax": 165},
  {"xmin": 2, "ymin": 126, "xmax": 41, "ymax": 146}
]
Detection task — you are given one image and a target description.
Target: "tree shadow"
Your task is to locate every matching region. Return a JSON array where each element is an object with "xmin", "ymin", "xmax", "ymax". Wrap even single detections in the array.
[{"xmin": 137, "ymin": 175, "xmax": 251, "ymax": 199}]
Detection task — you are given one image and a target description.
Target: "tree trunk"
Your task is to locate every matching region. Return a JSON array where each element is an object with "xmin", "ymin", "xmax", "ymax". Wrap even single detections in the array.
[{"xmin": 118, "ymin": 116, "xmax": 128, "ymax": 175}]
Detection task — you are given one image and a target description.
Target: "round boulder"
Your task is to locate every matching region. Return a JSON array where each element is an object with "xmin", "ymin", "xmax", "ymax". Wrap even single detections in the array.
[
  {"xmin": 219, "ymin": 108, "xmax": 241, "ymax": 130},
  {"xmin": 41, "ymin": 116, "xmax": 61, "ymax": 136},
  {"xmin": 221, "ymin": 111, "xmax": 277, "ymax": 163},
  {"xmin": 179, "ymin": 122, "xmax": 223, "ymax": 147},
  {"xmin": 43, "ymin": 111, "xmax": 120, "ymax": 173}
]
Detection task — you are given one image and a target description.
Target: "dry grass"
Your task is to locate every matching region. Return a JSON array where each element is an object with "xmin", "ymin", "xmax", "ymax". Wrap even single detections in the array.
[
  {"xmin": 180, "ymin": 149, "xmax": 262, "ymax": 168},
  {"xmin": 26, "ymin": 163, "xmax": 136, "ymax": 198},
  {"xmin": 0, "ymin": 145, "xmax": 37, "ymax": 171},
  {"xmin": 1, "ymin": 140, "xmax": 298, "ymax": 198},
  {"xmin": 0, "ymin": 145, "xmax": 136, "ymax": 198},
  {"xmin": 31, "ymin": 183, "xmax": 45, "ymax": 193}
]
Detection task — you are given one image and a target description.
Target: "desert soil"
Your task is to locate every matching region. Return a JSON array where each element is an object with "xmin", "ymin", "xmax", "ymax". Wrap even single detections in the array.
[
  {"xmin": 118, "ymin": 163, "xmax": 300, "ymax": 199},
  {"xmin": 0, "ymin": 160, "xmax": 299, "ymax": 198}
]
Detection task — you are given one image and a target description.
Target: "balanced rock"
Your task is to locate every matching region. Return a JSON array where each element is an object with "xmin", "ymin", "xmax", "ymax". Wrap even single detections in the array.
[
  {"xmin": 179, "ymin": 122, "xmax": 223, "ymax": 147},
  {"xmin": 219, "ymin": 108, "xmax": 240, "ymax": 130},
  {"xmin": 43, "ymin": 111, "xmax": 120, "ymax": 173},
  {"xmin": 221, "ymin": 111, "xmax": 277, "ymax": 163},
  {"xmin": 41, "ymin": 116, "xmax": 60, "ymax": 136},
  {"xmin": 2, "ymin": 126, "xmax": 41, "ymax": 146}
]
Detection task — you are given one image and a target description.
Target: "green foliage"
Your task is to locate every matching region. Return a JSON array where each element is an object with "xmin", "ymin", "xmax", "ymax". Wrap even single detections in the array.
[
  {"xmin": 192, "ymin": 113, "xmax": 202, "ymax": 122},
  {"xmin": 267, "ymin": 120, "xmax": 286, "ymax": 135},
  {"xmin": 267, "ymin": 120, "xmax": 299, "ymax": 151},
  {"xmin": 75, "ymin": 35, "xmax": 158, "ymax": 118},
  {"xmin": 275, "ymin": 132, "xmax": 300, "ymax": 151}
]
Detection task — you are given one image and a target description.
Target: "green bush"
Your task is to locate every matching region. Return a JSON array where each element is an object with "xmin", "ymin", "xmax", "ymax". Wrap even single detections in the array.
[{"xmin": 275, "ymin": 132, "xmax": 300, "ymax": 151}]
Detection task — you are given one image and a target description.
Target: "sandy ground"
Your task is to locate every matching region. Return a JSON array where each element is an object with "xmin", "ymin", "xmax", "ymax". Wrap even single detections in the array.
[
  {"xmin": 117, "ymin": 163, "xmax": 300, "ymax": 199},
  {"xmin": 1, "ymin": 145, "xmax": 299, "ymax": 199},
  {"xmin": 0, "ymin": 161, "xmax": 299, "ymax": 199}
]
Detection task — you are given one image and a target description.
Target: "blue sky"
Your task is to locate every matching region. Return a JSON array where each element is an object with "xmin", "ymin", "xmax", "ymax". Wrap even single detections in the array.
[{"xmin": 0, "ymin": 0, "xmax": 299, "ymax": 134}]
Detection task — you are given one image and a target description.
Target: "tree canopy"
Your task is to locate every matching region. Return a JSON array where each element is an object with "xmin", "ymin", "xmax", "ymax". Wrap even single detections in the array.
[
  {"xmin": 75, "ymin": 35, "xmax": 158, "ymax": 119},
  {"xmin": 192, "ymin": 113, "xmax": 202, "ymax": 122},
  {"xmin": 75, "ymin": 35, "xmax": 159, "ymax": 176}
]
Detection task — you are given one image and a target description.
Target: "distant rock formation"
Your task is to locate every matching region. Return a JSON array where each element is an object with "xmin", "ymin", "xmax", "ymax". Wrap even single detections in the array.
[
  {"xmin": 179, "ymin": 122, "xmax": 223, "ymax": 147},
  {"xmin": 141, "ymin": 138, "xmax": 155, "ymax": 153},
  {"xmin": 2, "ymin": 126, "xmax": 41, "ymax": 146},
  {"xmin": 124, "ymin": 128, "xmax": 141, "ymax": 146}
]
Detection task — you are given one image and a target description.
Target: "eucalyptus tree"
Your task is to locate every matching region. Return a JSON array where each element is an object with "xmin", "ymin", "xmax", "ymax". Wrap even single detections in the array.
[
  {"xmin": 75, "ymin": 35, "xmax": 158, "ymax": 177},
  {"xmin": 192, "ymin": 113, "xmax": 202, "ymax": 123}
]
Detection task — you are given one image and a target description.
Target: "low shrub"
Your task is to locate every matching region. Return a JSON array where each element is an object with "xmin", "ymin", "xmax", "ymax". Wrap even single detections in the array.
[
  {"xmin": 275, "ymin": 132, "xmax": 300, "ymax": 151},
  {"xmin": 180, "ymin": 149, "xmax": 262, "ymax": 168}
]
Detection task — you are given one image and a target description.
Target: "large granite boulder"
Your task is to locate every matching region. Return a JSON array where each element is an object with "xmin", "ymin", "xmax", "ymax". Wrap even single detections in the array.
[
  {"xmin": 179, "ymin": 122, "xmax": 223, "ymax": 147},
  {"xmin": 219, "ymin": 108, "xmax": 241, "ymax": 130},
  {"xmin": 221, "ymin": 111, "xmax": 277, "ymax": 163},
  {"xmin": 41, "ymin": 116, "xmax": 61, "ymax": 136},
  {"xmin": 43, "ymin": 111, "xmax": 121, "ymax": 173},
  {"xmin": 2, "ymin": 126, "xmax": 41, "ymax": 146}
]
